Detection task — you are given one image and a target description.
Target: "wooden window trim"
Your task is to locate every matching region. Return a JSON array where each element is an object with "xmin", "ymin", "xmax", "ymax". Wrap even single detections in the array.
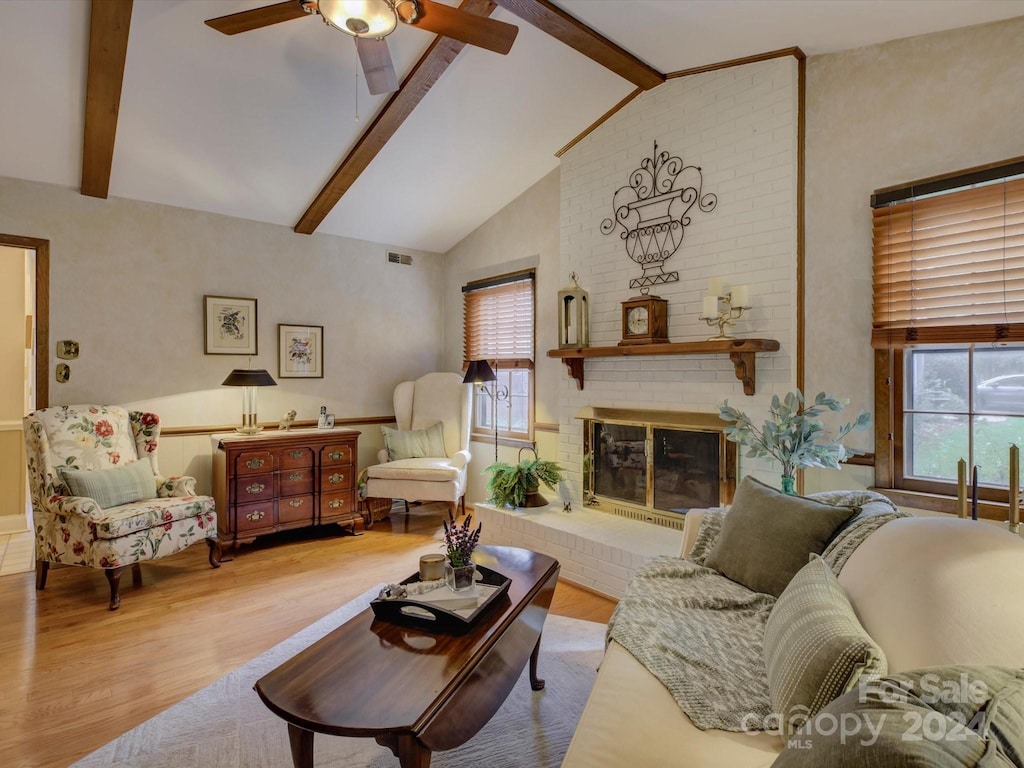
[
  {"xmin": 874, "ymin": 347, "xmax": 1014, "ymax": 508},
  {"xmin": 463, "ymin": 270, "xmax": 536, "ymax": 441}
]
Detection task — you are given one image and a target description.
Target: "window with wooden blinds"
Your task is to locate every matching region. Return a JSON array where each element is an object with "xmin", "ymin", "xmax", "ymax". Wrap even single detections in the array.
[
  {"xmin": 872, "ymin": 166, "xmax": 1024, "ymax": 348},
  {"xmin": 463, "ymin": 272, "xmax": 535, "ymax": 367}
]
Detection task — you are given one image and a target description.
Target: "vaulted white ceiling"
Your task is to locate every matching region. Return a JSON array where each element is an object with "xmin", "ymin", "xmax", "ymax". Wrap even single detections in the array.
[{"xmin": 2, "ymin": 1, "xmax": 1022, "ymax": 253}]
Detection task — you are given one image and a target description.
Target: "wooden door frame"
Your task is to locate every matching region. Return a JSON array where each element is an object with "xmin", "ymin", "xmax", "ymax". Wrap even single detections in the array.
[{"xmin": 0, "ymin": 234, "xmax": 49, "ymax": 409}]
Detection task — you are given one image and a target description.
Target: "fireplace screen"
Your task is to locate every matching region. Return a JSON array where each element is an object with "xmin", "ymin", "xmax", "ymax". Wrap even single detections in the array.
[{"xmin": 585, "ymin": 410, "xmax": 736, "ymax": 518}]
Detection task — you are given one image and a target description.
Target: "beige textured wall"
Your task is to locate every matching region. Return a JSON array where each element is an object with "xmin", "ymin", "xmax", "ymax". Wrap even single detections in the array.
[
  {"xmin": 805, "ymin": 16, "xmax": 1024, "ymax": 457},
  {"xmin": 442, "ymin": 169, "xmax": 562, "ymax": 504},
  {"xmin": 0, "ymin": 176, "xmax": 445, "ymax": 428},
  {"xmin": 0, "ymin": 176, "xmax": 446, "ymax": 500}
]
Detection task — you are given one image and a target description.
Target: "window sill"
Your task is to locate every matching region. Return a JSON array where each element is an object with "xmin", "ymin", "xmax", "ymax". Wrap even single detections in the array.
[
  {"xmin": 869, "ymin": 487, "xmax": 1014, "ymax": 522},
  {"xmin": 470, "ymin": 433, "xmax": 535, "ymax": 452}
]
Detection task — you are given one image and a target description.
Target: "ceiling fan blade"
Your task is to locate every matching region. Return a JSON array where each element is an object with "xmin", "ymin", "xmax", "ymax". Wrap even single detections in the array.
[
  {"xmin": 408, "ymin": 0, "xmax": 518, "ymax": 55},
  {"xmin": 205, "ymin": 1, "xmax": 308, "ymax": 35},
  {"xmin": 355, "ymin": 37, "xmax": 399, "ymax": 95}
]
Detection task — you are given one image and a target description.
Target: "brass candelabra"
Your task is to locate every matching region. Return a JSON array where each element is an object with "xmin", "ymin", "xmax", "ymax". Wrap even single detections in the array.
[{"xmin": 699, "ymin": 291, "xmax": 751, "ymax": 341}]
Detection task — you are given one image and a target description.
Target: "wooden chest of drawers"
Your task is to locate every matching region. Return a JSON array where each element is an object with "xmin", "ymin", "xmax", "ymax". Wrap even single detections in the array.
[{"xmin": 212, "ymin": 428, "xmax": 360, "ymax": 549}]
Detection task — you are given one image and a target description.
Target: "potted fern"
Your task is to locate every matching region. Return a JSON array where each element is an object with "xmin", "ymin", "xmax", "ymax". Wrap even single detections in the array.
[
  {"xmin": 718, "ymin": 389, "xmax": 870, "ymax": 494},
  {"xmin": 485, "ymin": 449, "xmax": 564, "ymax": 508}
]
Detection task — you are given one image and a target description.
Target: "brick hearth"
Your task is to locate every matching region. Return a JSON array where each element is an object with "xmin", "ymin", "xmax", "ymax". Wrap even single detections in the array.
[{"xmin": 474, "ymin": 501, "xmax": 684, "ymax": 599}]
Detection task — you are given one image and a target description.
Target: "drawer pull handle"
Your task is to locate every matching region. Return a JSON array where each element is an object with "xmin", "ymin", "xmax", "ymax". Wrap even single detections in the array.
[
  {"xmin": 289, "ymin": 472, "xmax": 304, "ymax": 481},
  {"xmin": 329, "ymin": 499, "xmax": 346, "ymax": 509},
  {"xmin": 245, "ymin": 458, "xmax": 265, "ymax": 470},
  {"xmin": 288, "ymin": 499, "xmax": 304, "ymax": 508},
  {"xmin": 328, "ymin": 472, "xmax": 345, "ymax": 484},
  {"xmin": 245, "ymin": 510, "xmax": 266, "ymax": 521},
  {"xmin": 328, "ymin": 450, "xmax": 345, "ymax": 461},
  {"xmin": 245, "ymin": 482, "xmax": 266, "ymax": 494},
  {"xmin": 289, "ymin": 450, "xmax": 304, "ymax": 459}
]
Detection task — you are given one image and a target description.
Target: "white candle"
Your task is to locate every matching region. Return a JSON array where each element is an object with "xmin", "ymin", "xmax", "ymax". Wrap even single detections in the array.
[
  {"xmin": 707, "ymin": 276, "xmax": 724, "ymax": 298},
  {"xmin": 731, "ymin": 285, "xmax": 750, "ymax": 308},
  {"xmin": 1010, "ymin": 444, "xmax": 1019, "ymax": 529},
  {"xmin": 702, "ymin": 295, "xmax": 719, "ymax": 319}
]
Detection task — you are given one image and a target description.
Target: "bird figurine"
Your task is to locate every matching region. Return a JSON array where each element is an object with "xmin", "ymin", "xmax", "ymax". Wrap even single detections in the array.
[{"xmin": 279, "ymin": 409, "xmax": 297, "ymax": 431}]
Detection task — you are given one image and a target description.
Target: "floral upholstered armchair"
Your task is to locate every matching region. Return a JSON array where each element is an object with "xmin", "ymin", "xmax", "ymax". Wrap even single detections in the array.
[{"xmin": 24, "ymin": 405, "xmax": 221, "ymax": 610}]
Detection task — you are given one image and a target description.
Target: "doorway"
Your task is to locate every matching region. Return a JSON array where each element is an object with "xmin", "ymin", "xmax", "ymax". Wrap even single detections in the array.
[{"xmin": 0, "ymin": 234, "xmax": 48, "ymax": 554}]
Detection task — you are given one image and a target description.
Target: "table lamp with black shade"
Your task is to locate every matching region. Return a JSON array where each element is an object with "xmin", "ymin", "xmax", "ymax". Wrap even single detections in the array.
[
  {"xmin": 463, "ymin": 359, "xmax": 509, "ymax": 462},
  {"xmin": 222, "ymin": 368, "xmax": 277, "ymax": 435}
]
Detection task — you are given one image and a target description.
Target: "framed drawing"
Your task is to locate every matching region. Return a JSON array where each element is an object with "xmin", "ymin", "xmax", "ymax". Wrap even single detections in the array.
[
  {"xmin": 279, "ymin": 324, "xmax": 324, "ymax": 378},
  {"xmin": 205, "ymin": 295, "xmax": 258, "ymax": 355}
]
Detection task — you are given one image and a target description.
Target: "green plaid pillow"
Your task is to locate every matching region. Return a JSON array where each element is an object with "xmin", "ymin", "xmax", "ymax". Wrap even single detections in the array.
[{"xmin": 60, "ymin": 461, "xmax": 157, "ymax": 509}]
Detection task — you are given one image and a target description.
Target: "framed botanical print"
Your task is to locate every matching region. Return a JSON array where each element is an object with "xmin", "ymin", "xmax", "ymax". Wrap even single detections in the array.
[
  {"xmin": 205, "ymin": 295, "xmax": 258, "ymax": 355},
  {"xmin": 279, "ymin": 324, "xmax": 324, "ymax": 378}
]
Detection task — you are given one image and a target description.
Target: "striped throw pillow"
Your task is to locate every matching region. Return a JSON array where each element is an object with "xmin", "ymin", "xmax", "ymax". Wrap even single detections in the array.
[{"xmin": 764, "ymin": 554, "xmax": 887, "ymax": 737}]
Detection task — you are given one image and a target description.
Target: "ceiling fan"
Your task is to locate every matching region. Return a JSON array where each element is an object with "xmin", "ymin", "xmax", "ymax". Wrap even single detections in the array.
[{"xmin": 206, "ymin": 0, "xmax": 519, "ymax": 95}]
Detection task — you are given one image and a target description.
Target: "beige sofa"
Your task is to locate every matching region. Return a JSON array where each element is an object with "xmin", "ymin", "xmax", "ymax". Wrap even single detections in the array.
[{"xmin": 562, "ymin": 513, "xmax": 1024, "ymax": 767}]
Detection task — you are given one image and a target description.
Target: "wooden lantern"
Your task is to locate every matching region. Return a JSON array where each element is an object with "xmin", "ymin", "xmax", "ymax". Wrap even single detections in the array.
[{"xmin": 558, "ymin": 272, "xmax": 590, "ymax": 349}]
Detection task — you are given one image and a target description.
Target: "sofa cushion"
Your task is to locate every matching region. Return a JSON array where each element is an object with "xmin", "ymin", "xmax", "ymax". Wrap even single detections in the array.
[
  {"xmin": 704, "ymin": 476, "xmax": 857, "ymax": 597},
  {"xmin": 764, "ymin": 554, "xmax": 887, "ymax": 737},
  {"xmin": 365, "ymin": 457, "xmax": 461, "ymax": 482},
  {"xmin": 60, "ymin": 460, "xmax": 157, "ymax": 509},
  {"xmin": 382, "ymin": 422, "xmax": 447, "ymax": 460},
  {"xmin": 837, "ymin": 517, "xmax": 1024, "ymax": 673},
  {"xmin": 771, "ymin": 665, "xmax": 1024, "ymax": 767},
  {"xmin": 562, "ymin": 640, "xmax": 783, "ymax": 768}
]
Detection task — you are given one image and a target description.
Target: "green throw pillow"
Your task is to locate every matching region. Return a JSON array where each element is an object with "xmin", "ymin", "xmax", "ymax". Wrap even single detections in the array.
[
  {"xmin": 764, "ymin": 554, "xmax": 888, "ymax": 737},
  {"xmin": 704, "ymin": 476, "xmax": 857, "ymax": 597},
  {"xmin": 382, "ymin": 422, "xmax": 447, "ymax": 460},
  {"xmin": 771, "ymin": 665, "xmax": 1024, "ymax": 767},
  {"xmin": 60, "ymin": 461, "xmax": 157, "ymax": 509}
]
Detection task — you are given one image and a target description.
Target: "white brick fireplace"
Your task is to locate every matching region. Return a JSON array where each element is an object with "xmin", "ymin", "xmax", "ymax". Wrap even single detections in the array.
[{"xmin": 556, "ymin": 55, "xmax": 801, "ymax": 511}]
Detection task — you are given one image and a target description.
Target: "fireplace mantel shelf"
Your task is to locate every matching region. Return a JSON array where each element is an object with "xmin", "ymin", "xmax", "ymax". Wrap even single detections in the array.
[{"xmin": 546, "ymin": 338, "xmax": 781, "ymax": 395}]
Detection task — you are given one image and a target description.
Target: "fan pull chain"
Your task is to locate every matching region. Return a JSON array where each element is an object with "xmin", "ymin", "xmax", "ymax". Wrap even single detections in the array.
[{"xmin": 352, "ymin": 38, "xmax": 360, "ymax": 123}]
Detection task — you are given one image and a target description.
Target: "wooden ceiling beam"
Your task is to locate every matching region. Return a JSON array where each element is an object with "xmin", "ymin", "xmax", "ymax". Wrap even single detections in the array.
[
  {"xmin": 295, "ymin": 0, "xmax": 498, "ymax": 235},
  {"xmin": 81, "ymin": 0, "xmax": 133, "ymax": 199},
  {"xmin": 491, "ymin": 0, "xmax": 663, "ymax": 90}
]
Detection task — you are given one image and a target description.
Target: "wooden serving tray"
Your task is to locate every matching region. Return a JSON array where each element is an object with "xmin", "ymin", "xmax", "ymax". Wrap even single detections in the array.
[{"xmin": 370, "ymin": 564, "xmax": 512, "ymax": 634}]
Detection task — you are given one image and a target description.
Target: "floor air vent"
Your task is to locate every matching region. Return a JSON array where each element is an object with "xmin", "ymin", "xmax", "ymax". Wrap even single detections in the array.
[{"xmin": 387, "ymin": 251, "xmax": 413, "ymax": 265}]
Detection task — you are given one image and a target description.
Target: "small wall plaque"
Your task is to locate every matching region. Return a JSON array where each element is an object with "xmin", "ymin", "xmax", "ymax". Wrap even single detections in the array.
[{"xmin": 55, "ymin": 363, "xmax": 70, "ymax": 383}]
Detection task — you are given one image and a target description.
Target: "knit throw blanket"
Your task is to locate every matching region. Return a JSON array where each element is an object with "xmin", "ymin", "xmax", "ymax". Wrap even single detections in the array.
[{"xmin": 606, "ymin": 492, "xmax": 907, "ymax": 732}]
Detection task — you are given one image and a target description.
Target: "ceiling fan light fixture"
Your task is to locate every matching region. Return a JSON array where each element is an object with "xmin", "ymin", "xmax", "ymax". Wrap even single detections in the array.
[
  {"xmin": 393, "ymin": 0, "xmax": 420, "ymax": 24},
  {"xmin": 316, "ymin": 0, "xmax": 397, "ymax": 39}
]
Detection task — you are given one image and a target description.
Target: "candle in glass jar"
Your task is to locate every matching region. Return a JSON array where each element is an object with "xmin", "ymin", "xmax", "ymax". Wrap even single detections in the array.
[{"xmin": 419, "ymin": 554, "xmax": 445, "ymax": 581}]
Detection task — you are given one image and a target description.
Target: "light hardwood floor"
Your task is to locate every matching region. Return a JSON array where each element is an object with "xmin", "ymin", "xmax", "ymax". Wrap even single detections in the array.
[{"xmin": 0, "ymin": 503, "xmax": 616, "ymax": 768}]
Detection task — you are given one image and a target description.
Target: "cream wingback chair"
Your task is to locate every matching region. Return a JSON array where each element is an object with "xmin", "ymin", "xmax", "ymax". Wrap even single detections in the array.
[
  {"xmin": 365, "ymin": 373, "xmax": 472, "ymax": 519},
  {"xmin": 24, "ymin": 404, "xmax": 220, "ymax": 610}
]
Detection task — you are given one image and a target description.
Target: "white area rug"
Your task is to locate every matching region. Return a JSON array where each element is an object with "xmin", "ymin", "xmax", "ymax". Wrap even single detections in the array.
[{"xmin": 71, "ymin": 586, "xmax": 606, "ymax": 768}]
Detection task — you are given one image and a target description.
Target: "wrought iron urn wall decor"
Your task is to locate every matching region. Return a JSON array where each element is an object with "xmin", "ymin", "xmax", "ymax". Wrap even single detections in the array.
[{"xmin": 601, "ymin": 141, "xmax": 718, "ymax": 290}]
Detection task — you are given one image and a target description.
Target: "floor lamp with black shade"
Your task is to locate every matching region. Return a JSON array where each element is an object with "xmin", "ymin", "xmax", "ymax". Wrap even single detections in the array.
[{"xmin": 463, "ymin": 359, "xmax": 509, "ymax": 462}]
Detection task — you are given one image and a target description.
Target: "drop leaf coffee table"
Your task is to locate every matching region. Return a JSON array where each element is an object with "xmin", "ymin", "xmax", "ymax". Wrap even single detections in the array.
[{"xmin": 255, "ymin": 546, "xmax": 560, "ymax": 768}]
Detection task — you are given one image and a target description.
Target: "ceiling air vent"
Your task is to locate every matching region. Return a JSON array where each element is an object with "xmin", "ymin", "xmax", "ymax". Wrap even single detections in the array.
[{"xmin": 387, "ymin": 251, "xmax": 413, "ymax": 266}]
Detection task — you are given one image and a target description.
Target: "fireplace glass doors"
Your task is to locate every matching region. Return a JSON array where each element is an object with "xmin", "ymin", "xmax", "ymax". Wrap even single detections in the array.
[{"xmin": 583, "ymin": 409, "xmax": 737, "ymax": 526}]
